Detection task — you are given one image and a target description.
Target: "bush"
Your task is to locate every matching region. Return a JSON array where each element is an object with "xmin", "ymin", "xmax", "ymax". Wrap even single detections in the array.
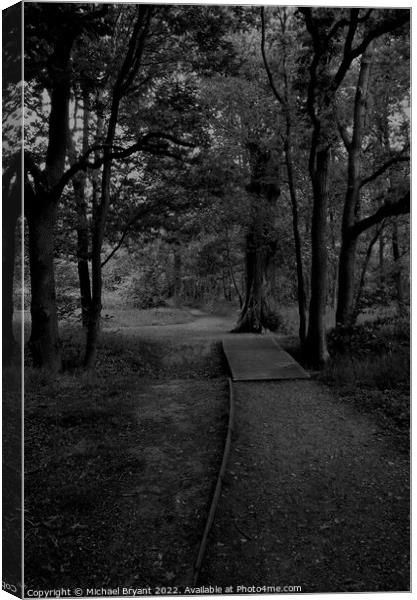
[
  {"xmin": 327, "ymin": 316, "xmax": 409, "ymax": 357},
  {"xmin": 357, "ymin": 286, "xmax": 391, "ymax": 310},
  {"xmin": 128, "ymin": 273, "xmax": 168, "ymax": 309},
  {"xmin": 321, "ymin": 316, "xmax": 410, "ymax": 438},
  {"xmin": 262, "ymin": 308, "xmax": 288, "ymax": 333}
]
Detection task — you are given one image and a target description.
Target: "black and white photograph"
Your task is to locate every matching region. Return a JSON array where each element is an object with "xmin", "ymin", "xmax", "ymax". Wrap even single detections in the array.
[{"xmin": 2, "ymin": 1, "xmax": 411, "ymax": 597}]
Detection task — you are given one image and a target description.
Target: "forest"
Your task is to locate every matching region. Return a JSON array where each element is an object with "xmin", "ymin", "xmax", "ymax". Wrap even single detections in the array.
[{"xmin": 2, "ymin": 2, "xmax": 411, "ymax": 594}]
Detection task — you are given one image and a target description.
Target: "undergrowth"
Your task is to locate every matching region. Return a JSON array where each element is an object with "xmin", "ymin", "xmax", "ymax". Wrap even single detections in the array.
[
  {"xmin": 320, "ymin": 317, "xmax": 409, "ymax": 440},
  {"xmin": 24, "ymin": 326, "xmax": 226, "ymax": 381}
]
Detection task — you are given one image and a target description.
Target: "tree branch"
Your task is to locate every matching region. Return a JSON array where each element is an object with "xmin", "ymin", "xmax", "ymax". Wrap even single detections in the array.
[
  {"xmin": 357, "ymin": 9, "xmax": 373, "ymax": 23},
  {"xmin": 24, "ymin": 151, "xmax": 47, "ymax": 192},
  {"xmin": 350, "ymin": 191, "xmax": 409, "ymax": 238},
  {"xmin": 101, "ymin": 205, "xmax": 149, "ymax": 268},
  {"xmin": 260, "ymin": 7, "xmax": 285, "ymax": 107},
  {"xmin": 350, "ymin": 10, "xmax": 409, "ymax": 63},
  {"xmin": 337, "ymin": 119, "xmax": 351, "ymax": 151},
  {"xmin": 299, "ymin": 8, "xmax": 321, "ymax": 131},
  {"xmin": 331, "ymin": 10, "xmax": 409, "ymax": 93},
  {"xmin": 359, "ymin": 152, "xmax": 410, "ymax": 188},
  {"xmin": 299, "ymin": 8, "xmax": 321, "ymax": 54},
  {"xmin": 326, "ymin": 16, "xmax": 350, "ymax": 43},
  {"xmin": 53, "ymin": 132, "xmax": 195, "ymax": 197},
  {"xmin": 331, "ymin": 9, "xmax": 359, "ymax": 92}
]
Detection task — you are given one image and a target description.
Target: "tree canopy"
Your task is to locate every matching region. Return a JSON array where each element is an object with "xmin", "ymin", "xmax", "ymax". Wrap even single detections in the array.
[{"xmin": 4, "ymin": 4, "xmax": 409, "ymax": 370}]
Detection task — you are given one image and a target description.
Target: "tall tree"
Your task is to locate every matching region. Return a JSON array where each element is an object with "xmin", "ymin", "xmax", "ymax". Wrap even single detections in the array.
[
  {"xmin": 84, "ymin": 5, "xmax": 153, "ymax": 369},
  {"xmin": 260, "ymin": 6, "xmax": 308, "ymax": 343},
  {"xmin": 67, "ymin": 87, "xmax": 92, "ymax": 327},
  {"xmin": 232, "ymin": 144, "xmax": 280, "ymax": 332},
  {"xmin": 299, "ymin": 7, "xmax": 409, "ymax": 366},
  {"xmin": 2, "ymin": 1, "xmax": 22, "ymax": 365},
  {"xmin": 24, "ymin": 3, "xmax": 108, "ymax": 370},
  {"xmin": 2, "ymin": 158, "xmax": 21, "ymax": 363},
  {"xmin": 335, "ymin": 31, "xmax": 410, "ymax": 325}
]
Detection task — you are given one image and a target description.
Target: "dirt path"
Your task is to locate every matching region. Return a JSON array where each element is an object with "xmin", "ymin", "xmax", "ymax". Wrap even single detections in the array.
[{"xmin": 198, "ymin": 379, "xmax": 409, "ymax": 593}]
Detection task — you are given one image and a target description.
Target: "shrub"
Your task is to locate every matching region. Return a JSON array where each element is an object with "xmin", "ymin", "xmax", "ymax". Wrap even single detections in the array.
[
  {"xmin": 262, "ymin": 308, "xmax": 287, "ymax": 333},
  {"xmin": 321, "ymin": 316, "xmax": 409, "ymax": 437},
  {"xmin": 327, "ymin": 316, "xmax": 409, "ymax": 357}
]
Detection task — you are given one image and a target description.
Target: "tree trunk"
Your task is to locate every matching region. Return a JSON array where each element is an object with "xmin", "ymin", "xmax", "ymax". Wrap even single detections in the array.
[
  {"xmin": 233, "ymin": 142, "xmax": 280, "ymax": 333},
  {"xmin": 84, "ymin": 86, "xmax": 119, "ymax": 369},
  {"xmin": 2, "ymin": 170, "xmax": 21, "ymax": 364},
  {"xmin": 173, "ymin": 245, "xmax": 182, "ymax": 303},
  {"xmin": 336, "ymin": 43, "xmax": 374, "ymax": 326},
  {"xmin": 68, "ymin": 88, "xmax": 92, "ymax": 327},
  {"xmin": 232, "ymin": 223, "xmax": 266, "ymax": 333},
  {"xmin": 378, "ymin": 231, "xmax": 385, "ymax": 288},
  {"xmin": 336, "ymin": 235, "xmax": 358, "ymax": 326},
  {"xmin": 285, "ymin": 141, "xmax": 307, "ymax": 343},
  {"xmin": 392, "ymin": 218, "xmax": 406, "ymax": 316},
  {"xmin": 27, "ymin": 198, "xmax": 61, "ymax": 370},
  {"xmin": 84, "ymin": 254, "xmax": 102, "ymax": 370},
  {"xmin": 232, "ymin": 207, "xmax": 277, "ymax": 333},
  {"xmin": 26, "ymin": 42, "xmax": 73, "ymax": 371},
  {"xmin": 84, "ymin": 7, "xmax": 151, "ymax": 370},
  {"xmin": 260, "ymin": 9, "xmax": 307, "ymax": 343},
  {"xmin": 353, "ymin": 224, "xmax": 383, "ymax": 319},
  {"xmin": 305, "ymin": 147, "xmax": 330, "ymax": 367},
  {"xmin": 224, "ymin": 225, "xmax": 243, "ymax": 308},
  {"xmin": 84, "ymin": 159, "xmax": 111, "ymax": 370}
]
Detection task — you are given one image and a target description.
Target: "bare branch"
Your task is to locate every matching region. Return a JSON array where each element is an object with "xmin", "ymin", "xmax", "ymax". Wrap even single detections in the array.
[
  {"xmin": 326, "ymin": 17, "xmax": 350, "ymax": 43},
  {"xmin": 101, "ymin": 205, "xmax": 149, "ymax": 268},
  {"xmin": 260, "ymin": 7, "xmax": 285, "ymax": 107},
  {"xmin": 360, "ymin": 152, "xmax": 409, "ymax": 188},
  {"xmin": 53, "ymin": 132, "xmax": 195, "ymax": 196},
  {"xmin": 337, "ymin": 119, "xmax": 351, "ymax": 151}
]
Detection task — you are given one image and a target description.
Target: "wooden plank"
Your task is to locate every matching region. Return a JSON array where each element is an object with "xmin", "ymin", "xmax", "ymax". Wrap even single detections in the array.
[{"xmin": 222, "ymin": 335, "xmax": 310, "ymax": 381}]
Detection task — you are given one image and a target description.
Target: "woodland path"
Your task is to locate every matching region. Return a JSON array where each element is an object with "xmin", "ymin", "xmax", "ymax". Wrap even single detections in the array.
[
  {"xmin": 198, "ymin": 378, "xmax": 409, "ymax": 592},
  {"xmin": 107, "ymin": 310, "xmax": 409, "ymax": 592}
]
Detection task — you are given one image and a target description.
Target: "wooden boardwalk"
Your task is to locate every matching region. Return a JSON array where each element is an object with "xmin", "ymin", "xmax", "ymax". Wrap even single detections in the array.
[{"xmin": 223, "ymin": 335, "xmax": 309, "ymax": 381}]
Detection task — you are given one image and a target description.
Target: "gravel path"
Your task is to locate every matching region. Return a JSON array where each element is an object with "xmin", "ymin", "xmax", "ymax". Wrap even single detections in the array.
[{"xmin": 199, "ymin": 379, "xmax": 409, "ymax": 593}]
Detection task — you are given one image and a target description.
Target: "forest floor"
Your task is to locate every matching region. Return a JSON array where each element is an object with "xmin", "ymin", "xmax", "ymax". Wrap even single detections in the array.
[{"xmin": 23, "ymin": 305, "xmax": 409, "ymax": 593}]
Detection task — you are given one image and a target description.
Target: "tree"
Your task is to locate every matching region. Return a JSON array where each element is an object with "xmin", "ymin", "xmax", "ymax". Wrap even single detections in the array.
[
  {"xmin": 3, "ymin": 157, "xmax": 21, "ymax": 363},
  {"xmin": 335, "ymin": 33, "xmax": 410, "ymax": 325},
  {"xmin": 24, "ymin": 4, "xmax": 200, "ymax": 369},
  {"xmin": 84, "ymin": 5, "xmax": 153, "ymax": 369},
  {"xmin": 3, "ymin": 2, "xmax": 23, "ymax": 365},
  {"xmin": 24, "ymin": 3, "xmax": 109, "ymax": 370},
  {"xmin": 299, "ymin": 7, "xmax": 409, "ymax": 366},
  {"xmin": 260, "ymin": 6, "xmax": 308, "ymax": 343},
  {"xmin": 67, "ymin": 86, "xmax": 92, "ymax": 327},
  {"xmin": 232, "ymin": 144, "xmax": 281, "ymax": 332},
  {"xmin": 82, "ymin": 4, "xmax": 223, "ymax": 368}
]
